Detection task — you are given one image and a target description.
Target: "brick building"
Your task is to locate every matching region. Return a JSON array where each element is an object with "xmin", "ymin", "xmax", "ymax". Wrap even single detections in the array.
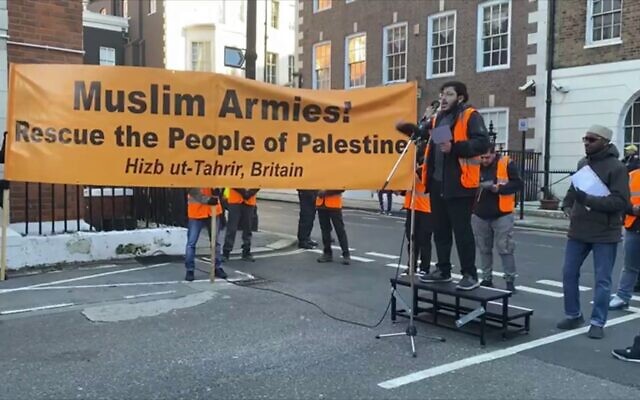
[
  {"xmin": 548, "ymin": 0, "xmax": 640, "ymax": 195},
  {"xmin": 4, "ymin": 0, "xmax": 84, "ymax": 225},
  {"xmin": 297, "ymin": 0, "xmax": 546, "ymax": 151}
]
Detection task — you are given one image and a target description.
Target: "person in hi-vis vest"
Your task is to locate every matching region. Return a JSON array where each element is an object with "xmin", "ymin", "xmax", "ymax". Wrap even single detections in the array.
[
  {"xmin": 185, "ymin": 188, "xmax": 226, "ymax": 281},
  {"xmin": 223, "ymin": 188, "xmax": 259, "ymax": 262},
  {"xmin": 401, "ymin": 170, "xmax": 433, "ymax": 277},
  {"xmin": 471, "ymin": 145, "xmax": 523, "ymax": 292},
  {"xmin": 315, "ymin": 190, "xmax": 351, "ymax": 265},
  {"xmin": 409, "ymin": 81, "xmax": 490, "ymax": 291}
]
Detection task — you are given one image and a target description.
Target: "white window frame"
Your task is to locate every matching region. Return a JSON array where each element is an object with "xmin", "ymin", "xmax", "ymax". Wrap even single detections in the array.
[
  {"xmin": 344, "ymin": 33, "xmax": 366, "ymax": 89},
  {"xmin": 426, "ymin": 10, "xmax": 456, "ymax": 79},
  {"xmin": 623, "ymin": 95, "xmax": 640, "ymax": 149},
  {"xmin": 312, "ymin": 41, "xmax": 331, "ymax": 89},
  {"xmin": 478, "ymin": 107, "xmax": 510, "ymax": 149},
  {"xmin": 585, "ymin": 0, "xmax": 623, "ymax": 48},
  {"xmin": 288, "ymin": 54, "xmax": 295, "ymax": 85},
  {"xmin": 99, "ymin": 46, "xmax": 116, "ymax": 65},
  {"xmin": 476, "ymin": 0, "xmax": 511, "ymax": 72},
  {"xmin": 382, "ymin": 22, "xmax": 408, "ymax": 85},
  {"xmin": 148, "ymin": 0, "xmax": 156, "ymax": 15},
  {"xmin": 313, "ymin": 0, "xmax": 332, "ymax": 13},
  {"xmin": 266, "ymin": 52, "xmax": 278, "ymax": 84},
  {"xmin": 190, "ymin": 41, "xmax": 213, "ymax": 72},
  {"xmin": 270, "ymin": 0, "xmax": 279, "ymax": 29}
]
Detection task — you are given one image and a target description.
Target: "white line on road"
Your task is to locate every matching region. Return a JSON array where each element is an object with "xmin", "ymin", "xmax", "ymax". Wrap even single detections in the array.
[
  {"xmin": 361, "ymin": 217, "xmax": 379, "ymax": 221},
  {"xmin": 349, "ymin": 255, "xmax": 375, "ymax": 263},
  {"xmin": 514, "ymin": 285, "xmax": 564, "ymax": 298},
  {"xmin": 537, "ymin": 279, "xmax": 589, "ymax": 291},
  {"xmin": 0, "ymin": 263, "xmax": 170, "ymax": 295},
  {"xmin": 0, "ymin": 303, "xmax": 75, "ymax": 315},
  {"xmin": 332, "ymin": 245, "xmax": 356, "ymax": 251},
  {"xmin": 378, "ymin": 308, "xmax": 640, "ymax": 389},
  {"xmin": 385, "ymin": 263, "xmax": 408, "ymax": 270},
  {"xmin": 124, "ymin": 290, "xmax": 176, "ymax": 299},
  {"xmin": 77, "ymin": 264, "xmax": 119, "ymax": 271},
  {"xmin": 366, "ymin": 252, "xmax": 399, "ymax": 259}
]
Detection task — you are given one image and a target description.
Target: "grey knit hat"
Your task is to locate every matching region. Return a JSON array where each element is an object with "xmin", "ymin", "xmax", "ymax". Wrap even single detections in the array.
[{"xmin": 587, "ymin": 124, "xmax": 613, "ymax": 141}]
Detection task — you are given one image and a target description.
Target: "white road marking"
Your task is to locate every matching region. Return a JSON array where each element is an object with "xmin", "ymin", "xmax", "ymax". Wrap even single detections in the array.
[
  {"xmin": 0, "ymin": 263, "xmax": 170, "ymax": 294},
  {"xmin": 514, "ymin": 285, "xmax": 563, "ymax": 298},
  {"xmin": 77, "ymin": 264, "xmax": 119, "ymax": 271},
  {"xmin": 385, "ymin": 263, "xmax": 408, "ymax": 270},
  {"xmin": 537, "ymin": 279, "xmax": 589, "ymax": 291},
  {"xmin": 124, "ymin": 290, "xmax": 176, "ymax": 299},
  {"xmin": 366, "ymin": 252, "xmax": 399, "ymax": 259},
  {"xmin": 331, "ymin": 245, "xmax": 356, "ymax": 251},
  {"xmin": 378, "ymin": 308, "xmax": 640, "ymax": 389},
  {"xmin": 0, "ymin": 303, "xmax": 75, "ymax": 315},
  {"xmin": 362, "ymin": 217, "xmax": 379, "ymax": 221},
  {"xmin": 349, "ymin": 255, "xmax": 375, "ymax": 263},
  {"xmin": 233, "ymin": 270, "xmax": 256, "ymax": 279}
]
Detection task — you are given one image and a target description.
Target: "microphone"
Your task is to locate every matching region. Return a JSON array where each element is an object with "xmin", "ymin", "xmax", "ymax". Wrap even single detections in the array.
[{"xmin": 420, "ymin": 100, "xmax": 441, "ymax": 123}]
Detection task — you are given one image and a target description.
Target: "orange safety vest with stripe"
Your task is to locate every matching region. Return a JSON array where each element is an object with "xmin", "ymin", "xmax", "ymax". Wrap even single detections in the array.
[
  {"xmin": 403, "ymin": 176, "xmax": 431, "ymax": 213},
  {"xmin": 316, "ymin": 192, "xmax": 343, "ymax": 209},
  {"xmin": 496, "ymin": 156, "xmax": 515, "ymax": 213},
  {"xmin": 228, "ymin": 189, "xmax": 257, "ymax": 206},
  {"xmin": 624, "ymin": 169, "xmax": 640, "ymax": 229},
  {"xmin": 426, "ymin": 107, "xmax": 481, "ymax": 189},
  {"xmin": 187, "ymin": 188, "xmax": 222, "ymax": 219}
]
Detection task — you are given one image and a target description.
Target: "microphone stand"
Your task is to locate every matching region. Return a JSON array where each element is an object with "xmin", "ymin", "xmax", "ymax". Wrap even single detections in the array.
[{"xmin": 375, "ymin": 116, "xmax": 445, "ymax": 358}]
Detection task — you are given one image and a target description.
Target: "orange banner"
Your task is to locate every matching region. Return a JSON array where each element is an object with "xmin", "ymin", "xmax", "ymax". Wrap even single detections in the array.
[{"xmin": 6, "ymin": 64, "xmax": 416, "ymax": 189}]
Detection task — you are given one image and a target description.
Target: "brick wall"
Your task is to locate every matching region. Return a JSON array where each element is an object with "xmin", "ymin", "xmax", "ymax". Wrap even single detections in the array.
[
  {"xmin": 554, "ymin": 0, "xmax": 640, "ymax": 68},
  {"xmin": 299, "ymin": 0, "xmax": 534, "ymax": 150},
  {"xmin": 7, "ymin": 0, "xmax": 84, "ymax": 223}
]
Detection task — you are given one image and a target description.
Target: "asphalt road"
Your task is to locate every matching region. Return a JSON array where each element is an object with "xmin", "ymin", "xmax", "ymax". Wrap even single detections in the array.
[{"xmin": 1, "ymin": 200, "xmax": 639, "ymax": 399}]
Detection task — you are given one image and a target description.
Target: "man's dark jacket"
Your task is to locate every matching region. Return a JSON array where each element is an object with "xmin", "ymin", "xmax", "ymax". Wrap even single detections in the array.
[
  {"xmin": 417, "ymin": 104, "xmax": 489, "ymax": 198},
  {"xmin": 562, "ymin": 144, "xmax": 629, "ymax": 243}
]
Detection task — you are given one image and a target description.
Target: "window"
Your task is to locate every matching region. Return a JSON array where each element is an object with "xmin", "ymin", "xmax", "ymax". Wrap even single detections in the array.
[
  {"xmin": 123, "ymin": 0, "xmax": 128, "ymax": 17},
  {"xmin": 218, "ymin": 0, "xmax": 226, "ymax": 24},
  {"xmin": 427, "ymin": 11, "xmax": 456, "ymax": 78},
  {"xmin": 345, "ymin": 34, "xmax": 366, "ymax": 88},
  {"xmin": 191, "ymin": 41, "xmax": 212, "ymax": 72},
  {"xmin": 266, "ymin": 52, "xmax": 278, "ymax": 84},
  {"xmin": 149, "ymin": 0, "xmax": 156, "ymax": 15},
  {"xmin": 99, "ymin": 47, "xmax": 116, "ymax": 65},
  {"xmin": 346, "ymin": 0, "xmax": 356, "ymax": 3},
  {"xmin": 271, "ymin": 0, "xmax": 279, "ymax": 29},
  {"xmin": 587, "ymin": 0, "xmax": 623, "ymax": 46},
  {"xmin": 313, "ymin": 42, "xmax": 331, "ymax": 89},
  {"xmin": 624, "ymin": 97, "xmax": 640, "ymax": 149},
  {"xmin": 479, "ymin": 108, "xmax": 509, "ymax": 149},
  {"xmin": 477, "ymin": 0, "xmax": 511, "ymax": 71},
  {"xmin": 288, "ymin": 55, "xmax": 295, "ymax": 85},
  {"xmin": 383, "ymin": 23, "xmax": 407, "ymax": 84},
  {"xmin": 313, "ymin": 0, "xmax": 332, "ymax": 13},
  {"xmin": 239, "ymin": 0, "xmax": 246, "ymax": 22}
]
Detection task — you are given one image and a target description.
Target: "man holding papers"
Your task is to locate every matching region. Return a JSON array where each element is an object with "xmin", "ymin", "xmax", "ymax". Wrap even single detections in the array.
[{"xmin": 558, "ymin": 125, "xmax": 629, "ymax": 339}]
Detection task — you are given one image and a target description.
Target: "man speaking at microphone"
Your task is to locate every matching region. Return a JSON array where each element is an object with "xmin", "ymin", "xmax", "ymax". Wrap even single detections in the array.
[{"xmin": 398, "ymin": 81, "xmax": 489, "ymax": 290}]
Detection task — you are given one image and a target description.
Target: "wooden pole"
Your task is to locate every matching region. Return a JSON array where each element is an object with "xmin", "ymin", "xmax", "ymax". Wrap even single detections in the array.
[
  {"xmin": 209, "ymin": 206, "xmax": 217, "ymax": 283},
  {"xmin": 1, "ymin": 188, "xmax": 9, "ymax": 281}
]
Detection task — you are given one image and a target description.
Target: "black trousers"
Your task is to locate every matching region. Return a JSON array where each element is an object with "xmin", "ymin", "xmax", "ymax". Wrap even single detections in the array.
[
  {"xmin": 223, "ymin": 203, "xmax": 253, "ymax": 255},
  {"xmin": 404, "ymin": 209, "xmax": 433, "ymax": 272},
  {"xmin": 317, "ymin": 208, "xmax": 350, "ymax": 257},
  {"xmin": 297, "ymin": 190, "xmax": 317, "ymax": 242},
  {"xmin": 429, "ymin": 179, "xmax": 477, "ymax": 278}
]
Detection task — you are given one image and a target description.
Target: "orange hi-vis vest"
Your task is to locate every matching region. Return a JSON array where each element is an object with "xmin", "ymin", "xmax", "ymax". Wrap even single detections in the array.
[
  {"xmin": 187, "ymin": 188, "xmax": 222, "ymax": 219},
  {"xmin": 228, "ymin": 189, "xmax": 257, "ymax": 206},
  {"xmin": 427, "ymin": 107, "xmax": 481, "ymax": 189},
  {"xmin": 496, "ymin": 156, "xmax": 515, "ymax": 213},
  {"xmin": 624, "ymin": 169, "xmax": 640, "ymax": 229},
  {"xmin": 316, "ymin": 192, "xmax": 343, "ymax": 209},
  {"xmin": 404, "ymin": 176, "xmax": 431, "ymax": 213}
]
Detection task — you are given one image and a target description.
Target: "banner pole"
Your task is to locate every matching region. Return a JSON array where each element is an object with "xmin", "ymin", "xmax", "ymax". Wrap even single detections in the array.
[
  {"xmin": 209, "ymin": 206, "xmax": 217, "ymax": 283},
  {"xmin": 1, "ymin": 188, "xmax": 9, "ymax": 281}
]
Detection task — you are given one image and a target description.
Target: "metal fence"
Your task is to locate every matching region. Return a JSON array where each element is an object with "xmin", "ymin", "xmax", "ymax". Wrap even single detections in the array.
[{"xmin": 14, "ymin": 183, "xmax": 188, "ymax": 236}]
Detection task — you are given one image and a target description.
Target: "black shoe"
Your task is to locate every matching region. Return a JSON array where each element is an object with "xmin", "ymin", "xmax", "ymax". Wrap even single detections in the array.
[
  {"xmin": 587, "ymin": 325, "xmax": 604, "ymax": 339},
  {"xmin": 342, "ymin": 255, "xmax": 351, "ymax": 265},
  {"xmin": 480, "ymin": 279, "xmax": 493, "ymax": 288},
  {"xmin": 298, "ymin": 241, "xmax": 315, "ymax": 249},
  {"xmin": 556, "ymin": 316, "xmax": 585, "ymax": 330},
  {"xmin": 308, "ymin": 239, "xmax": 319, "ymax": 247},
  {"xmin": 242, "ymin": 253, "xmax": 255, "ymax": 262},
  {"xmin": 185, "ymin": 270, "xmax": 195, "ymax": 282},
  {"xmin": 214, "ymin": 267, "xmax": 228, "ymax": 279},
  {"xmin": 612, "ymin": 336, "xmax": 640, "ymax": 363},
  {"xmin": 419, "ymin": 270, "xmax": 452, "ymax": 283},
  {"xmin": 456, "ymin": 275, "xmax": 480, "ymax": 291},
  {"xmin": 317, "ymin": 254, "xmax": 333, "ymax": 263},
  {"xmin": 506, "ymin": 281, "xmax": 516, "ymax": 293}
]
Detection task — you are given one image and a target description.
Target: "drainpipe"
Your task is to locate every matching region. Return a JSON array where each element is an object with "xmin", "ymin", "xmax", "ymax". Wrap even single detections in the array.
[{"xmin": 543, "ymin": 0, "xmax": 556, "ymax": 196}]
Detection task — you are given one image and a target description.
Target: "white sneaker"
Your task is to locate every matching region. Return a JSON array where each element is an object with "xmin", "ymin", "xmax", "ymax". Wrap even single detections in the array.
[{"xmin": 608, "ymin": 294, "xmax": 629, "ymax": 310}]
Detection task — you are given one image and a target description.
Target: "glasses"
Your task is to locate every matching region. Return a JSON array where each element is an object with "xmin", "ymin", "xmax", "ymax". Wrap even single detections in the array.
[{"xmin": 582, "ymin": 136, "xmax": 601, "ymax": 143}]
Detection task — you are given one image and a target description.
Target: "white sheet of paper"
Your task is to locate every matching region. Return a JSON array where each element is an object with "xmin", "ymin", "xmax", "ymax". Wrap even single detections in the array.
[
  {"xmin": 570, "ymin": 165, "xmax": 610, "ymax": 197},
  {"xmin": 430, "ymin": 125, "xmax": 453, "ymax": 144}
]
